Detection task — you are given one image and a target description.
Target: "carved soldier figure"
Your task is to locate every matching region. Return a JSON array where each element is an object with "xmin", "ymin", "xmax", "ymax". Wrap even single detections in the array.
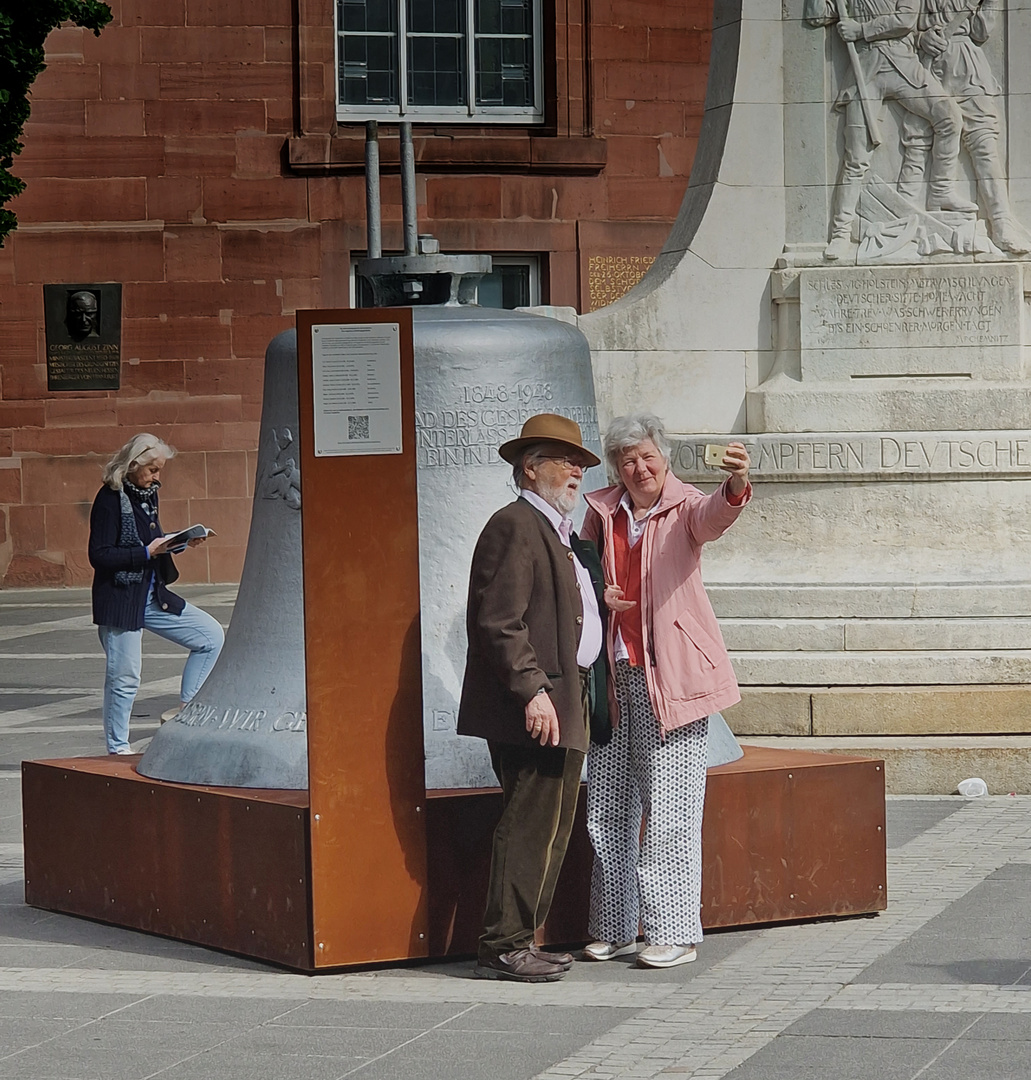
[
  {"xmin": 807, "ymin": 0, "xmax": 976, "ymax": 260},
  {"xmin": 897, "ymin": 0, "xmax": 1031, "ymax": 254}
]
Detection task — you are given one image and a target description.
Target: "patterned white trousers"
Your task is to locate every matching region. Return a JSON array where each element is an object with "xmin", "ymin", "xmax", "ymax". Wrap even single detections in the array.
[{"xmin": 586, "ymin": 660, "xmax": 708, "ymax": 947}]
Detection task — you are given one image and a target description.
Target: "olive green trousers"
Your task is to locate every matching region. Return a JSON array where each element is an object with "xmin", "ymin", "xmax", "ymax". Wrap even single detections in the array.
[
  {"xmin": 479, "ymin": 677, "xmax": 590, "ymax": 963},
  {"xmin": 479, "ymin": 739, "xmax": 585, "ymax": 962}
]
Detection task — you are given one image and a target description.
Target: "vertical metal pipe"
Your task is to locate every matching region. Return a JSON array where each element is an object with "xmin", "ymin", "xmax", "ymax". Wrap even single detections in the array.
[
  {"xmin": 399, "ymin": 121, "xmax": 418, "ymax": 256},
  {"xmin": 364, "ymin": 121, "xmax": 382, "ymax": 260}
]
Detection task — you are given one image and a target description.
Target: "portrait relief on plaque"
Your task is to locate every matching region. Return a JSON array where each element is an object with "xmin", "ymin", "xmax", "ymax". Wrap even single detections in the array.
[
  {"xmin": 43, "ymin": 282, "xmax": 122, "ymax": 391},
  {"xmin": 807, "ymin": 0, "xmax": 1031, "ymax": 262}
]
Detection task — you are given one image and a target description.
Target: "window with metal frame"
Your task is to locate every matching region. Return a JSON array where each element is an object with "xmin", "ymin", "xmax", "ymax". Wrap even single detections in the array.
[
  {"xmin": 337, "ymin": 0, "xmax": 543, "ymax": 123},
  {"xmin": 351, "ymin": 255, "xmax": 540, "ymax": 309}
]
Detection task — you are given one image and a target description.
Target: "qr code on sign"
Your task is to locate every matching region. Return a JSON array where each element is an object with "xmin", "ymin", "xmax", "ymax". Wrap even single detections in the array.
[{"xmin": 348, "ymin": 414, "xmax": 371, "ymax": 440}]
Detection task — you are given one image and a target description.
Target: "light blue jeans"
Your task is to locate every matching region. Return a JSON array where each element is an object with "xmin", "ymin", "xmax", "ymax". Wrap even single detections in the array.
[{"xmin": 98, "ymin": 593, "xmax": 224, "ymax": 754}]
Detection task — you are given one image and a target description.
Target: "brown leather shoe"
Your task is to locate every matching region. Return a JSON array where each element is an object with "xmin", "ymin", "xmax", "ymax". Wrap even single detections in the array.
[
  {"xmin": 531, "ymin": 945, "xmax": 573, "ymax": 968},
  {"xmin": 474, "ymin": 948, "xmax": 567, "ymax": 982}
]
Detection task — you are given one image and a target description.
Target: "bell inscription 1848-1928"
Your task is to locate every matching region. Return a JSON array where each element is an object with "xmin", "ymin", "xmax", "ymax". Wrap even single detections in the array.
[{"xmin": 43, "ymin": 282, "xmax": 122, "ymax": 391}]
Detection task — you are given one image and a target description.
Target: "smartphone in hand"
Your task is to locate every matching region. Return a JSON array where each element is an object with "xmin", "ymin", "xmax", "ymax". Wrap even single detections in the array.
[{"xmin": 703, "ymin": 443, "xmax": 729, "ymax": 468}]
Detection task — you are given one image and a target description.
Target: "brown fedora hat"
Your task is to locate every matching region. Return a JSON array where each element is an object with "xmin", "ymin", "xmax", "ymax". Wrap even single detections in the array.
[{"xmin": 498, "ymin": 413, "xmax": 601, "ymax": 468}]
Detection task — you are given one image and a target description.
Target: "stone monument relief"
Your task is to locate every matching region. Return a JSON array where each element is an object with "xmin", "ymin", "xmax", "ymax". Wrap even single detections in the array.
[
  {"xmin": 806, "ymin": 0, "xmax": 1030, "ymax": 263},
  {"xmin": 761, "ymin": 0, "xmax": 1031, "ymax": 433},
  {"xmin": 573, "ymin": 0, "xmax": 1031, "ymax": 749}
]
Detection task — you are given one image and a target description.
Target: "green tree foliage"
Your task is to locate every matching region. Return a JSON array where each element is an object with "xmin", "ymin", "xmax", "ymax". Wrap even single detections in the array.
[{"xmin": 0, "ymin": 1, "xmax": 112, "ymax": 245}]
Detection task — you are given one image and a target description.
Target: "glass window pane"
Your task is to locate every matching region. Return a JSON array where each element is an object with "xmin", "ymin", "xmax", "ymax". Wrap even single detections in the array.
[
  {"xmin": 339, "ymin": 0, "xmax": 398, "ymax": 106},
  {"xmin": 408, "ymin": 0, "xmax": 432, "ymax": 33},
  {"xmin": 437, "ymin": 71, "xmax": 461, "ymax": 103},
  {"xmin": 478, "ymin": 72, "xmax": 503, "ymax": 104},
  {"xmin": 476, "ymin": 38, "xmax": 502, "ymax": 104},
  {"xmin": 410, "ymin": 70, "xmax": 434, "ymax": 101},
  {"xmin": 368, "ymin": 0, "xmax": 395, "ymax": 32},
  {"xmin": 477, "ymin": 0, "xmax": 501, "ymax": 33},
  {"xmin": 502, "ymin": 77, "xmax": 529, "ymax": 106},
  {"xmin": 407, "ymin": 31, "xmax": 465, "ymax": 106},
  {"xmin": 477, "ymin": 264, "xmax": 531, "ymax": 310},
  {"xmin": 501, "ymin": 2, "xmax": 528, "ymax": 34},
  {"xmin": 356, "ymin": 273, "xmax": 375, "ymax": 308},
  {"xmin": 340, "ymin": 1, "xmax": 367, "ymax": 32},
  {"xmin": 475, "ymin": 36, "xmax": 531, "ymax": 107},
  {"xmin": 368, "ymin": 36, "xmax": 393, "ymax": 70},
  {"xmin": 501, "ymin": 37, "xmax": 527, "ymax": 66},
  {"xmin": 340, "ymin": 0, "xmax": 396, "ymax": 34},
  {"xmin": 340, "ymin": 42, "xmax": 398, "ymax": 103},
  {"xmin": 502, "ymin": 266, "xmax": 530, "ymax": 308},
  {"xmin": 437, "ymin": 0, "xmax": 462, "ymax": 33},
  {"xmin": 367, "ymin": 38, "xmax": 397, "ymax": 101},
  {"xmin": 343, "ymin": 36, "xmax": 367, "ymax": 64},
  {"xmin": 477, "ymin": 0, "xmax": 529, "ymax": 35},
  {"xmin": 408, "ymin": 0, "xmax": 462, "ymax": 33},
  {"xmin": 365, "ymin": 71, "xmax": 391, "ymax": 101}
]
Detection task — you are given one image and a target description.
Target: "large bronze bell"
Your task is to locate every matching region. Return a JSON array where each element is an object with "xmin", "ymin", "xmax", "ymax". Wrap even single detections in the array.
[
  {"xmin": 137, "ymin": 331, "xmax": 308, "ymax": 788},
  {"xmin": 137, "ymin": 122, "xmax": 739, "ymax": 791}
]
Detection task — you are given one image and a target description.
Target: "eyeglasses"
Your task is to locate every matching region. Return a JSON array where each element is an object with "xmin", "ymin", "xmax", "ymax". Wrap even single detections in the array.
[{"xmin": 539, "ymin": 454, "xmax": 589, "ymax": 470}]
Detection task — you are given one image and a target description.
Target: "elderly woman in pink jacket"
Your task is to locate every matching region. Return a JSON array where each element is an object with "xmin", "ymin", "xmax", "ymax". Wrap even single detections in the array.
[{"xmin": 580, "ymin": 413, "xmax": 751, "ymax": 969}]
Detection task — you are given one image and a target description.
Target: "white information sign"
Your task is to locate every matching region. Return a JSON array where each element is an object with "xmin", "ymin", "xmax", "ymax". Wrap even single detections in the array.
[{"xmin": 311, "ymin": 322, "xmax": 403, "ymax": 456}]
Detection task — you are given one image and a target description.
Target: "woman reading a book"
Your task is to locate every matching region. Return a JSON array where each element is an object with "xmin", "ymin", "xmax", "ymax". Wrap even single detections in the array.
[{"xmin": 88, "ymin": 433, "xmax": 224, "ymax": 755}]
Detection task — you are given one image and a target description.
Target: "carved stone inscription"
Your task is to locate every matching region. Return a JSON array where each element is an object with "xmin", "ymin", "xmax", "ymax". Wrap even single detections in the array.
[
  {"xmin": 801, "ymin": 265, "xmax": 1021, "ymax": 352},
  {"xmin": 674, "ymin": 431, "xmax": 1031, "ymax": 482},
  {"xmin": 174, "ymin": 699, "xmax": 307, "ymax": 733},
  {"xmin": 416, "ymin": 384, "xmax": 599, "ymax": 469}
]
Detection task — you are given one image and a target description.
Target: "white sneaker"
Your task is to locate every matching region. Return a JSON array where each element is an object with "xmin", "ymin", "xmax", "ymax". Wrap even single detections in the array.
[
  {"xmin": 582, "ymin": 940, "xmax": 638, "ymax": 961},
  {"xmin": 637, "ymin": 944, "xmax": 697, "ymax": 968},
  {"xmin": 110, "ymin": 748, "xmax": 135, "ymax": 756}
]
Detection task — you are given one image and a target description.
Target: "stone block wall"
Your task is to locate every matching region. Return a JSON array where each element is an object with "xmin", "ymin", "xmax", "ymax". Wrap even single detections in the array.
[{"xmin": 0, "ymin": 0, "xmax": 712, "ymax": 585}]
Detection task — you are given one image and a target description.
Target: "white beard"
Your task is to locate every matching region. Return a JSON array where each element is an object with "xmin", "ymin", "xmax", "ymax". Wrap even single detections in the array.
[{"xmin": 537, "ymin": 476, "xmax": 579, "ymax": 516}]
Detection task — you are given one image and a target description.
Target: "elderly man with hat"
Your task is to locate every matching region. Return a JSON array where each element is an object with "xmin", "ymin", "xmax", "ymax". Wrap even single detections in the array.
[{"xmin": 459, "ymin": 413, "xmax": 607, "ymax": 983}]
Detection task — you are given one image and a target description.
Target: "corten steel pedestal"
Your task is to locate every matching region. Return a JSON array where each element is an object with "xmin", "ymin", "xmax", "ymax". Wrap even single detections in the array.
[
  {"xmin": 22, "ymin": 745, "xmax": 886, "ymax": 968},
  {"xmin": 424, "ymin": 745, "xmax": 887, "ymax": 955},
  {"xmin": 22, "ymin": 309, "xmax": 887, "ymax": 970}
]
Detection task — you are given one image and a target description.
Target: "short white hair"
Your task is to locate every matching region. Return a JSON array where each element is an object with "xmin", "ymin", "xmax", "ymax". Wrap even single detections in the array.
[
  {"xmin": 511, "ymin": 445, "xmax": 551, "ymax": 490},
  {"xmin": 602, "ymin": 414, "xmax": 671, "ymax": 478},
  {"xmin": 102, "ymin": 432, "xmax": 176, "ymax": 491}
]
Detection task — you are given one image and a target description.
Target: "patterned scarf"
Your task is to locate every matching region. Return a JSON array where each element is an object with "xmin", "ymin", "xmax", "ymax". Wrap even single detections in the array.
[{"xmin": 114, "ymin": 479, "xmax": 160, "ymax": 586}]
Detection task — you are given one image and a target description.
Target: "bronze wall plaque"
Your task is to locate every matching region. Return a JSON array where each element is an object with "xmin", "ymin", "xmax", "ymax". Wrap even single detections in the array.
[
  {"xmin": 43, "ymin": 282, "xmax": 121, "ymax": 391},
  {"xmin": 586, "ymin": 254, "xmax": 655, "ymax": 312}
]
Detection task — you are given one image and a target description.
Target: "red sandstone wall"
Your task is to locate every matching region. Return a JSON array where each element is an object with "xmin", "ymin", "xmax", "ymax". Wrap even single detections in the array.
[{"xmin": 0, "ymin": 0, "xmax": 712, "ymax": 587}]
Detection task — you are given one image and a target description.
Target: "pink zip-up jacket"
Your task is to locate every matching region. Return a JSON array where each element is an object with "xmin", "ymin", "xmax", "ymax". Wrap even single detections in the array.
[{"xmin": 582, "ymin": 471, "xmax": 751, "ymax": 735}]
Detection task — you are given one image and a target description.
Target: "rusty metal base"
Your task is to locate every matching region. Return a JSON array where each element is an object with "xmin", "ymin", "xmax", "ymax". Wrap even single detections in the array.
[
  {"xmin": 22, "ymin": 746, "xmax": 886, "ymax": 970},
  {"xmin": 426, "ymin": 745, "xmax": 887, "ymax": 955},
  {"xmin": 22, "ymin": 757, "xmax": 312, "ymax": 970}
]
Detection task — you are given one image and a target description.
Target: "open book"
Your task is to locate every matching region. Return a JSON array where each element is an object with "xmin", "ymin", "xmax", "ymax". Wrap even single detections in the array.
[{"xmin": 163, "ymin": 524, "xmax": 216, "ymax": 553}]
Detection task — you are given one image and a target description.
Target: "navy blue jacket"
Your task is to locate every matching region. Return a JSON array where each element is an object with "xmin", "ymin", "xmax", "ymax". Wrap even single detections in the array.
[{"xmin": 88, "ymin": 484, "xmax": 185, "ymax": 630}]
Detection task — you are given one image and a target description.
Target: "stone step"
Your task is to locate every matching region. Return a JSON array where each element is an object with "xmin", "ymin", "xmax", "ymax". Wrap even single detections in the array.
[
  {"xmin": 739, "ymin": 735, "xmax": 1031, "ymax": 795},
  {"xmin": 708, "ymin": 582, "xmax": 1031, "ymax": 619},
  {"xmin": 731, "ymin": 650, "xmax": 1031, "ymax": 686},
  {"xmin": 726, "ymin": 684, "xmax": 1031, "ymax": 737},
  {"xmin": 720, "ymin": 616, "xmax": 1031, "ymax": 652}
]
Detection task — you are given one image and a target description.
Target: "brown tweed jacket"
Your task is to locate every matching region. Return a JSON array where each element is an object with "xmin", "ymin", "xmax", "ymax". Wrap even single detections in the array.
[{"xmin": 457, "ymin": 497, "xmax": 591, "ymax": 753}]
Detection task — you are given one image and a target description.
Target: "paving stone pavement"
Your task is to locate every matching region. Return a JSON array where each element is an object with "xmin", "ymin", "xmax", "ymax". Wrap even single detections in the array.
[{"xmin": 1, "ymin": 587, "xmax": 1030, "ymax": 1079}]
